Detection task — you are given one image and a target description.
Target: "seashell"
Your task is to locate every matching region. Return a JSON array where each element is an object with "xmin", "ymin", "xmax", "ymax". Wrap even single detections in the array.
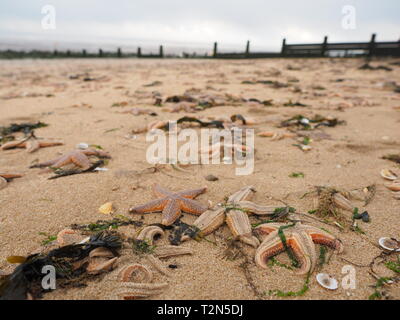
[
  {"xmin": 137, "ymin": 226, "xmax": 164, "ymax": 245},
  {"xmin": 378, "ymin": 237, "xmax": 400, "ymax": 251},
  {"xmin": 76, "ymin": 142, "xmax": 89, "ymax": 150},
  {"xmin": 152, "ymin": 245, "xmax": 193, "ymax": 258},
  {"xmin": 385, "ymin": 181, "xmax": 400, "ymax": 191},
  {"xmin": 393, "ymin": 192, "xmax": 400, "ymax": 200},
  {"xmin": 118, "ymin": 264, "xmax": 153, "ymax": 283},
  {"xmin": 380, "ymin": 169, "xmax": 398, "ymax": 181},
  {"xmin": 333, "ymin": 193, "xmax": 355, "ymax": 212},
  {"xmin": 99, "ymin": 202, "xmax": 114, "ymax": 215},
  {"xmin": 316, "ymin": 273, "xmax": 338, "ymax": 290}
]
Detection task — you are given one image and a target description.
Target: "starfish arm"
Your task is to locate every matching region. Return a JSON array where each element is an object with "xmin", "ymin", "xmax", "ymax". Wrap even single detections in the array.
[
  {"xmin": 179, "ymin": 198, "xmax": 207, "ymax": 215},
  {"xmin": 227, "ymin": 186, "xmax": 254, "ymax": 203},
  {"xmin": 70, "ymin": 152, "xmax": 92, "ymax": 170},
  {"xmin": 0, "ymin": 173, "xmax": 23, "ymax": 179},
  {"xmin": 289, "ymin": 233, "xmax": 316, "ymax": 275},
  {"xmin": 236, "ymin": 200, "xmax": 277, "ymax": 215},
  {"xmin": 1, "ymin": 141, "xmax": 27, "ymax": 150},
  {"xmin": 152, "ymin": 184, "xmax": 173, "ymax": 197},
  {"xmin": 253, "ymin": 223, "xmax": 282, "ymax": 240},
  {"xmin": 83, "ymin": 148, "xmax": 111, "ymax": 159},
  {"xmin": 129, "ymin": 198, "xmax": 167, "ymax": 214},
  {"xmin": 177, "ymin": 187, "xmax": 207, "ymax": 199},
  {"xmin": 26, "ymin": 139, "xmax": 40, "ymax": 153},
  {"xmin": 255, "ymin": 231, "xmax": 286, "ymax": 268},
  {"xmin": 31, "ymin": 156, "xmax": 63, "ymax": 168},
  {"xmin": 303, "ymin": 225, "xmax": 344, "ymax": 253},
  {"xmin": 161, "ymin": 199, "xmax": 182, "ymax": 226},
  {"xmin": 38, "ymin": 141, "xmax": 63, "ymax": 147}
]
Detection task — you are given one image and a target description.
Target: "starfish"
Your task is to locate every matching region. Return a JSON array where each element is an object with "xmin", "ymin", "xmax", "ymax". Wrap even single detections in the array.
[
  {"xmin": 30, "ymin": 148, "xmax": 111, "ymax": 171},
  {"xmin": 183, "ymin": 186, "xmax": 281, "ymax": 247},
  {"xmin": 0, "ymin": 172, "xmax": 23, "ymax": 189},
  {"xmin": 254, "ymin": 222, "xmax": 344, "ymax": 275},
  {"xmin": 129, "ymin": 184, "xmax": 207, "ymax": 226},
  {"xmin": 1, "ymin": 136, "xmax": 63, "ymax": 153}
]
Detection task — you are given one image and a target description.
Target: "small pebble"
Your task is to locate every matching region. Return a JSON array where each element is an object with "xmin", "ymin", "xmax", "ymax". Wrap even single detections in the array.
[{"xmin": 205, "ymin": 174, "xmax": 219, "ymax": 181}]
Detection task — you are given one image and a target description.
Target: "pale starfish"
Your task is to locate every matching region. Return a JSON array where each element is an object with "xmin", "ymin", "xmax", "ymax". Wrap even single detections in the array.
[
  {"xmin": 183, "ymin": 186, "xmax": 281, "ymax": 247},
  {"xmin": 1, "ymin": 136, "xmax": 63, "ymax": 153},
  {"xmin": 129, "ymin": 184, "xmax": 207, "ymax": 226},
  {"xmin": 254, "ymin": 222, "xmax": 344, "ymax": 275},
  {"xmin": 0, "ymin": 172, "xmax": 23, "ymax": 189},
  {"xmin": 30, "ymin": 148, "xmax": 111, "ymax": 171}
]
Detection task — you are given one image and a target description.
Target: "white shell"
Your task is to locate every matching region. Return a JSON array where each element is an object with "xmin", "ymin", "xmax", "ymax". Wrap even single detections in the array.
[
  {"xmin": 76, "ymin": 142, "xmax": 89, "ymax": 150},
  {"xmin": 380, "ymin": 169, "xmax": 398, "ymax": 181},
  {"xmin": 378, "ymin": 237, "xmax": 400, "ymax": 251},
  {"xmin": 316, "ymin": 273, "xmax": 338, "ymax": 290}
]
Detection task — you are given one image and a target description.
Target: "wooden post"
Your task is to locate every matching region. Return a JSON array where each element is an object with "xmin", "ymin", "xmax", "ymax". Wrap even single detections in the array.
[
  {"xmin": 245, "ymin": 40, "xmax": 250, "ymax": 57},
  {"xmin": 82, "ymin": 49, "xmax": 87, "ymax": 57},
  {"xmin": 137, "ymin": 47, "xmax": 142, "ymax": 57},
  {"xmin": 117, "ymin": 47, "xmax": 122, "ymax": 57},
  {"xmin": 281, "ymin": 38, "xmax": 286, "ymax": 56},
  {"xmin": 213, "ymin": 42, "xmax": 218, "ymax": 58},
  {"xmin": 159, "ymin": 45, "xmax": 164, "ymax": 57},
  {"xmin": 368, "ymin": 33, "xmax": 376, "ymax": 57},
  {"xmin": 53, "ymin": 49, "xmax": 58, "ymax": 56},
  {"xmin": 99, "ymin": 49, "xmax": 103, "ymax": 57},
  {"xmin": 66, "ymin": 50, "xmax": 71, "ymax": 57},
  {"xmin": 321, "ymin": 36, "xmax": 328, "ymax": 56}
]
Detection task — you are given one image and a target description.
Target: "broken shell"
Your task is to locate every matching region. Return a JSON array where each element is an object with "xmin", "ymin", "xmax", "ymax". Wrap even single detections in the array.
[
  {"xmin": 393, "ymin": 192, "xmax": 400, "ymax": 200},
  {"xmin": 380, "ymin": 169, "xmax": 398, "ymax": 181},
  {"xmin": 385, "ymin": 181, "xmax": 400, "ymax": 192},
  {"xmin": 153, "ymin": 245, "xmax": 193, "ymax": 258},
  {"xmin": 316, "ymin": 273, "xmax": 338, "ymax": 290},
  {"xmin": 333, "ymin": 193, "xmax": 355, "ymax": 212},
  {"xmin": 378, "ymin": 237, "xmax": 400, "ymax": 251},
  {"xmin": 99, "ymin": 202, "xmax": 114, "ymax": 215},
  {"xmin": 137, "ymin": 226, "xmax": 164, "ymax": 245},
  {"xmin": 118, "ymin": 264, "xmax": 153, "ymax": 283}
]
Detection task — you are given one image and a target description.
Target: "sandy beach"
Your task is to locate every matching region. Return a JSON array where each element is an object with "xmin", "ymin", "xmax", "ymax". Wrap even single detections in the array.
[{"xmin": 0, "ymin": 57, "xmax": 399, "ymax": 300}]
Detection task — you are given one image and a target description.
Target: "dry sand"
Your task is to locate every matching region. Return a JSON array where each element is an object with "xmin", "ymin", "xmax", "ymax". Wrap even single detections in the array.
[{"xmin": 0, "ymin": 57, "xmax": 399, "ymax": 300}]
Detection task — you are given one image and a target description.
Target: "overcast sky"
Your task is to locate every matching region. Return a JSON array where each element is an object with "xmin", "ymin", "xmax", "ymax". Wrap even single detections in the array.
[{"xmin": 0, "ymin": 0, "xmax": 399, "ymax": 52}]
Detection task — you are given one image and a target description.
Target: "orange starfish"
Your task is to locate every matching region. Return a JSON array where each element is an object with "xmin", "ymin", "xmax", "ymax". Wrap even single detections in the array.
[
  {"xmin": 0, "ymin": 172, "xmax": 23, "ymax": 189},
  {"xmin": 254, "ymin": 222, "xmax": 343, "ymax": 275},
  {"xmin": 30, "ymin": 148, "xmax": 111, "ymax": 171},
  {"xmin": 1, "ymin": 137, "xmax": 63, "ymax": 153},
  {"xmin": 129, "ymin": 184, "xmax": 207, "ymax": 226}
]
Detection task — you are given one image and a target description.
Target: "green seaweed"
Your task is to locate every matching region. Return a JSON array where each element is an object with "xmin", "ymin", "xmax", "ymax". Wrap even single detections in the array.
[{"xmin": 268, "ymin": 273, "xmax": 310, "ymax": 297}]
